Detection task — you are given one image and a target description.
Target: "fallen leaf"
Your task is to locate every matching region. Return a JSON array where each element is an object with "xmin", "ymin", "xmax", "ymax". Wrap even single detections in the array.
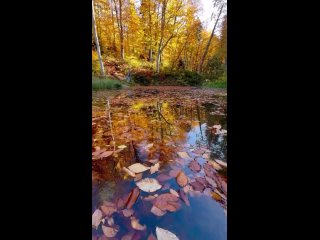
[
  {"xmin": 202, "ymin": 153, "xmax": 210, "ymax": 159},
  {"xmin": 169, "ymin": 189, "xmax": 179, "ymax": 198},
  {"xmin": 123, "ymin": 208, "xmax": 134, "ymax": 217},
  {"xmin": 212, "ymin": 192, "xmax": 222, "ymax": 201},
  {"xmin": 221, "ymin": 181, "xmax": 227, "ymax": 194},
  {"xmin": 156, "ymin": 227, "xmax": 179, "ymax": 240},
  {"xmin": 154, "ymin": 193, "xmax": 180, "ymax": 212},
  {"xmin": 214, "ymin": 189, "xmax": 227, "ymax": 200},
  {"xmin": 148, "ymin": 159, "xmax": 159, "ymax": 164},
  {"xmin": 150, "ymin": 162, "xmax": 160, "ymax": 174},
  {"xmin": 179, "ymin": 189, "xmax": 190, "ymax": 206},
  {"xmin": 151, "ymin": 205, "xmax": 167, "ymax": 216},
  {"xmin": 195, "ymin": 177, "xmax": 209, "ymax": 187},
  {"xmin": 143, "ymin": 194, "xmax": 158, "ymax": 201},
  {"xmin": 99, "ymin": 151, "xmax": 114, "ymax": 159},
  {"xmin": 128, "ymin": 163, "xmax": 150, "ymax": 173},
  {"xmin": 215, "ymin": 160, "xmax": 227, "ymax": 168},
  {"xmin": 189, "ymin": 160, "xmax": 201, "ymax": 172},
  {"xmin": 190, "ymin": 181, "xmax": 205, "ymax": 192},
  {"xmin": 92, "ymin": 209, "xmax": 103, "ymax": 229},
  {"xmin": 100, "ymin": 201, "xmax": 117, "ymax": 216},
  {"xmin": 136, "ymin": 178, "xmax": 162, "ymax": 192},
  {"xmin": 176, "ymin": 171, "xmax": 188, "ymax": 187},
  {"xmin": 107, "ymin": 217, "xmax": 114, "ymax": 226},
  {"xmin": 123, "ymin": 167, "xmax": 136, "ymax": 177},
  {"xmin": 131, "ymin": 217, "xmax": 146, "ymax": 231},
  {"xmin": 203, "ymin": 163, "xmax": 217, "ymax": 178},
  {"xmin": 126, "ymin": 187, "xmax": 140, "ymax": 209},
  {"xmin": 203, "ymin": 188, "xmax": 213, "ymax": 196},
  {"xmin": 209, "ymin": 161, "xmax": 222, "ymax": 171},
  {"xmin": 121, "ymin": 233, "xmax": 134, "ymax": 240},
  {"xmin": 134, "ymin": 172, "xmax": 143, "ymax": 181},
  {"xmin": 118, "ymin": 145, "xmax": 127, "ymax": 149},
  {"xmin": 205, "ymin": 176, "xmax": 217, "ymax": 188},
  {"xmin": 102, "ymin": 225, "xmax": 118, "ymax": 238},
  {"xmin": 177, "ymin": 152, "xmax": 191, "ymax": 160},
  {"xmin": 146, "ymin": 143, "xmax": 154, "ymax": 149},
  {"xmin": 183, "ymin": 185, "xmax": 192, "ymax": 193}
]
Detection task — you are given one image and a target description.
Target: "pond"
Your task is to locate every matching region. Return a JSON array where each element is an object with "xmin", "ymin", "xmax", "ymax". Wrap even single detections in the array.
[{"xmin": 92, "ymin": 87, "xmax": 227, "ymax": 240}]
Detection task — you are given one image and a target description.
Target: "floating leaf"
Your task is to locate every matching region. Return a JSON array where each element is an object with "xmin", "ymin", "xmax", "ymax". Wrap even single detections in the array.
[
  {"xmin": 221, "ymin": 181, "xmax": 227, "ymax": 194},
  {"xmin": 150, "ymin": 162, "xmax": 160, "ymax": 174},
  {"xmin": 123, "ymin": 209, "xmax": 134, "ymax": 217},
  {"xmin": 179, "ymin": 189, "xmax": 190, "ymax": 206},
  {"xmin": 148, "ymin": 159, "xmax": 159, "ymax": 164},
  {"xmin": 169, "ymin": 189, "xmax": 179, "ymax": 198},
  {"xmin": 214, "ymin": 189, "xmax": 227, "ymax": 200},
  {"xmin": 154, "ymin": 193, "xmax": 180, "ymax": 212},
  {"xmin": 107, "ymin": 217, "xmax": 114, "ymax": 226},
  {"xmin": 190, "ymin": 181, "xmax": 205, "ymax": 192},
  {"xmin": 169, "ymin": 169, "xmax": 180, "ymax": 177},
  {"xmin": 126, "ymin": 187, "xmax": 140, "ymax": 209},
  {"xmin": 176, "ymin": 171, "xmax": 188, "ymax": 187},
  {"xmin": 183, "ymin": 185, "xmax": 192, "ymax": 193},
  {"xmin": 123, "ymin": 167, "xmax": 136, "ymax": 177},
  {"xmin": 177, "ymin": 152, "xmax": 191, "ymax": 160},
  {"xmin": 195, "ymin": 177, "xmax": 209, "ymax": 187},
  {"xmin": 92, "ymin": 209, "xmax": 103, "ymax": 229},
  {"xmin": 151, "ymin": 205, "xmax": 167, "ymax": 216},
  {"xmin": 143, "ymin": 194, "xmax": 158, "ymax": 201},
  {"xmin": 102, "ymin": 225, "xmax": 118, "ymax": 238},
  {"xmin": 210, "ymin": 161, "xmax": 222, "ymax": 171},
  {"xmin": 189, "ymin": 160, "xmax": 201, "ymax": 172},
  {"xmin": 131, "ymin": 217, "xmax": 146, "ymax": 231},
  {"xmin": 192, "ymin": 149, "xmax": 205, "ymax": 155},
  {"xmin": 136, "ymin": 178, "xmax": 162, "ymax": 192},
  {"xmin": 128, "ymin": 163, "xmax": 150, "ymax": 173},
  {"xmin": 156, "ymin": 227, "xmax": 179, "ymax": 240},
  {"xmin": 100, "ymin": 201, "xmax": 117, "ymax": 216},
  {"xmin": 202, "ymin": 153, "xmax": 210, "ymax": 159}
]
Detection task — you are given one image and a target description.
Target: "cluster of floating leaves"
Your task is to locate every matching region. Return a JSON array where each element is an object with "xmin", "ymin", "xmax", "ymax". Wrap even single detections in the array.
[{"xmin": 92, "ymin": 87, "xmax": 227, "ymax": 239}]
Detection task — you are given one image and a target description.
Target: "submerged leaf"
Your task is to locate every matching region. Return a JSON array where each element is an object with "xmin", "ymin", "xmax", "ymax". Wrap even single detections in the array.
[
  {"xmin": 176, "ymin": 171, "xmax": 188, "ymax": 187},
  {"xmin": 128, "ymin": 163, "xmax": 150, "ymax": 173},
  {"xmin": 102, "ymin": 225, "xmax": 118, "ymax": 238},
  {"xmin": 169, "ymin": 189, "xmax": 179, "ymax": 198},
  {"xmin": 189, "ymin": 159, "xmax": 201, "ymax": 172},
  {"xmin": 157, "ymin": 173, "xmax": 173, "ymax": 182},
  {"xmin": 123, "ymin": 208, "xmax": 134, "ymax": 217},
  {"xmin": 179, "ymin": 189, "xmax": 190, "ymax": 206},
  {"xmin": 151, "ymin": 205, "xmax": 167, "ymax": 216},
  {"xmin": 154, "ymin": 193, "xmax": 180, "ymax": 212},
  {"xmin": 131, "ymin": 217, "xmax": 146, "ymax": 231},
  {"xmin": 156, "ymin": 227, "xmax": 179, "ymax": 240},
  {"xmin": 136, "ymin": 178, "xmax": 162, "ymax": 192}
]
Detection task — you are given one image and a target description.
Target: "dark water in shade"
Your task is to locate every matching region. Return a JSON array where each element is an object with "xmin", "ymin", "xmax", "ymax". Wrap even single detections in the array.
[{"xmin": 92, "ymin": 89, "xmax": 227, "ymax": 240}]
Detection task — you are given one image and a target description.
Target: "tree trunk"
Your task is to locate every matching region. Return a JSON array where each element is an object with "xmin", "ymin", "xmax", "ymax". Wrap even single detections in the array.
[
  {"xmin": 110, "ymin": 0, "xmax": 117, "ymax": 51},
  {"xmin": 92, "ymin": 0, "xmax": 105, "ymax": 76},
  {"xmin": 156, "ymin": 0, "xmax": 167, "ymax": 73},
  {"xmin": 119, "ymin": 0, "xmax": 124, "ymax": 60},
  {"xmin": 198, "ymin": 4, "xmax": 224, "ymax": 73}
]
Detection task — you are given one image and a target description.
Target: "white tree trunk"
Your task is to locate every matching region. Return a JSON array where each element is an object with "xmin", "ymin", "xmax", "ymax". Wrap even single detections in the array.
[{"xmin": 92, "ymin": 0, "xmax": 105, "ymax": 77}]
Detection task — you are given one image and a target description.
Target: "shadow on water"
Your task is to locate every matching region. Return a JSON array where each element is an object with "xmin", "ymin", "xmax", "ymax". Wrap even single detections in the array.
[{"xmin": 92, "ymin": 88, "xmax": 227, "ymax": 240}]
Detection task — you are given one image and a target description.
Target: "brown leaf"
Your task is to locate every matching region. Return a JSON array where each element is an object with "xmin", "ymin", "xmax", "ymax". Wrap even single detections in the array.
[
  {"xmin": 131, "ymin": 217, "xmax": 146, "ymax": 231},
  {"xmin": 176, "ymin": 171, "xmax": 188, "ymax": 187},
  {"xmin": 189, "ymin": 160, "xmax": 201, "ymax": 172},
  {"xmin": 128, "ymin": 163, "xmax": 150, "ymax": 173},
  {"xmin": 215, "ymin": 159, "xmax": 227, "ymax": 168},
  {"xmin": 179, "ymin": 189, "xmax": 190, "ymax": 206},
  {"xmin": 123, "ymin": 208, "xmax": 134, "ymax": 217},
  {"xmin": 100, "ymin": 201, "xmax": 117, "ymax": 216},
  {"xmin": 212, "ymin": 192, "xmax": 222, "ymax": 201},
  {"xmin": 102, "ymin": 225, "xmax": 118, "ymax": 238},
  {"xmin": 177, "ymin": 152, "xmax": 191, "ymax": 160},
  {"xmin": 221, "ymin": 181, "xmax": 227, "ymax": 194},
  {"xmin": 169, "ymin": 189, "xmax": 179, "ymax": 198},
  {"xmin": 136, "ymin": 178, "xmax": 162, "ymax": 192},
  {"xmin": 190, "ymin": 181, "xmax": 205, "ymax": 192},
  {"xmin": 204, "ymin": 163, "xmax": 217, "ymax": 178},
  {"xmin": 195, "ymin": 177, "xmax": 209, "ymax": 187},
  {"xmin": 183, "ymin": 185, "xmax": 192, "ymax": 193},
  {"xmin": 151, "ymin": 205, "xmax": 167, "ymax": 216},
  {"xmin": 154, "ymin": 193, "xmax": 180, "ymax": 212},
  {"xmin": 126, "ymin": 187, "xmax": 140, "ymax": 209},
  {"xmin": 205, "ymin": 176, "xmax": 217, "ymax": 188}
]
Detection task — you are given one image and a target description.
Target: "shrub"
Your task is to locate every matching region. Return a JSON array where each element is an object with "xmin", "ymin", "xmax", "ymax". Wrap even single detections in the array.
[{"xmin": 92, "ymin": 77, "xmax": 123, "ymax": 91}]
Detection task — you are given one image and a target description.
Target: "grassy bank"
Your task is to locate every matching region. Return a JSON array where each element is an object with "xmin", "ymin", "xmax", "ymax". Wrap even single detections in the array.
[{"xmin": 92, "ymin": 77, "xmax": 123, "ymax": 91}]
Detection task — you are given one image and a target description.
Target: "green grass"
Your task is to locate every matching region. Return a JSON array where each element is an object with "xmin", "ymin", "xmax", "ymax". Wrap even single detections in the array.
[
  {"xmin": 203, "ymin": 80, "xmax": 227, "ymax": 88},
  {"xmin": 92, "ymin": 77, "xmax": 123, "ymax": 91}
]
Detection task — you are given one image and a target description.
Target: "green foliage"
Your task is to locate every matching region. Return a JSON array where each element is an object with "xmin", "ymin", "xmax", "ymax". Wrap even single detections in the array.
[
  {"xmin": 205, "ymin": 55, "xmax": 225, "ymax": 80},
  {"xmin": 92, "ymin": 77, "xmax": 123, "ymax": 91},
  {"xmin": 203, "ymin": 73, "xmax": 227, "ymax": 88}
]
